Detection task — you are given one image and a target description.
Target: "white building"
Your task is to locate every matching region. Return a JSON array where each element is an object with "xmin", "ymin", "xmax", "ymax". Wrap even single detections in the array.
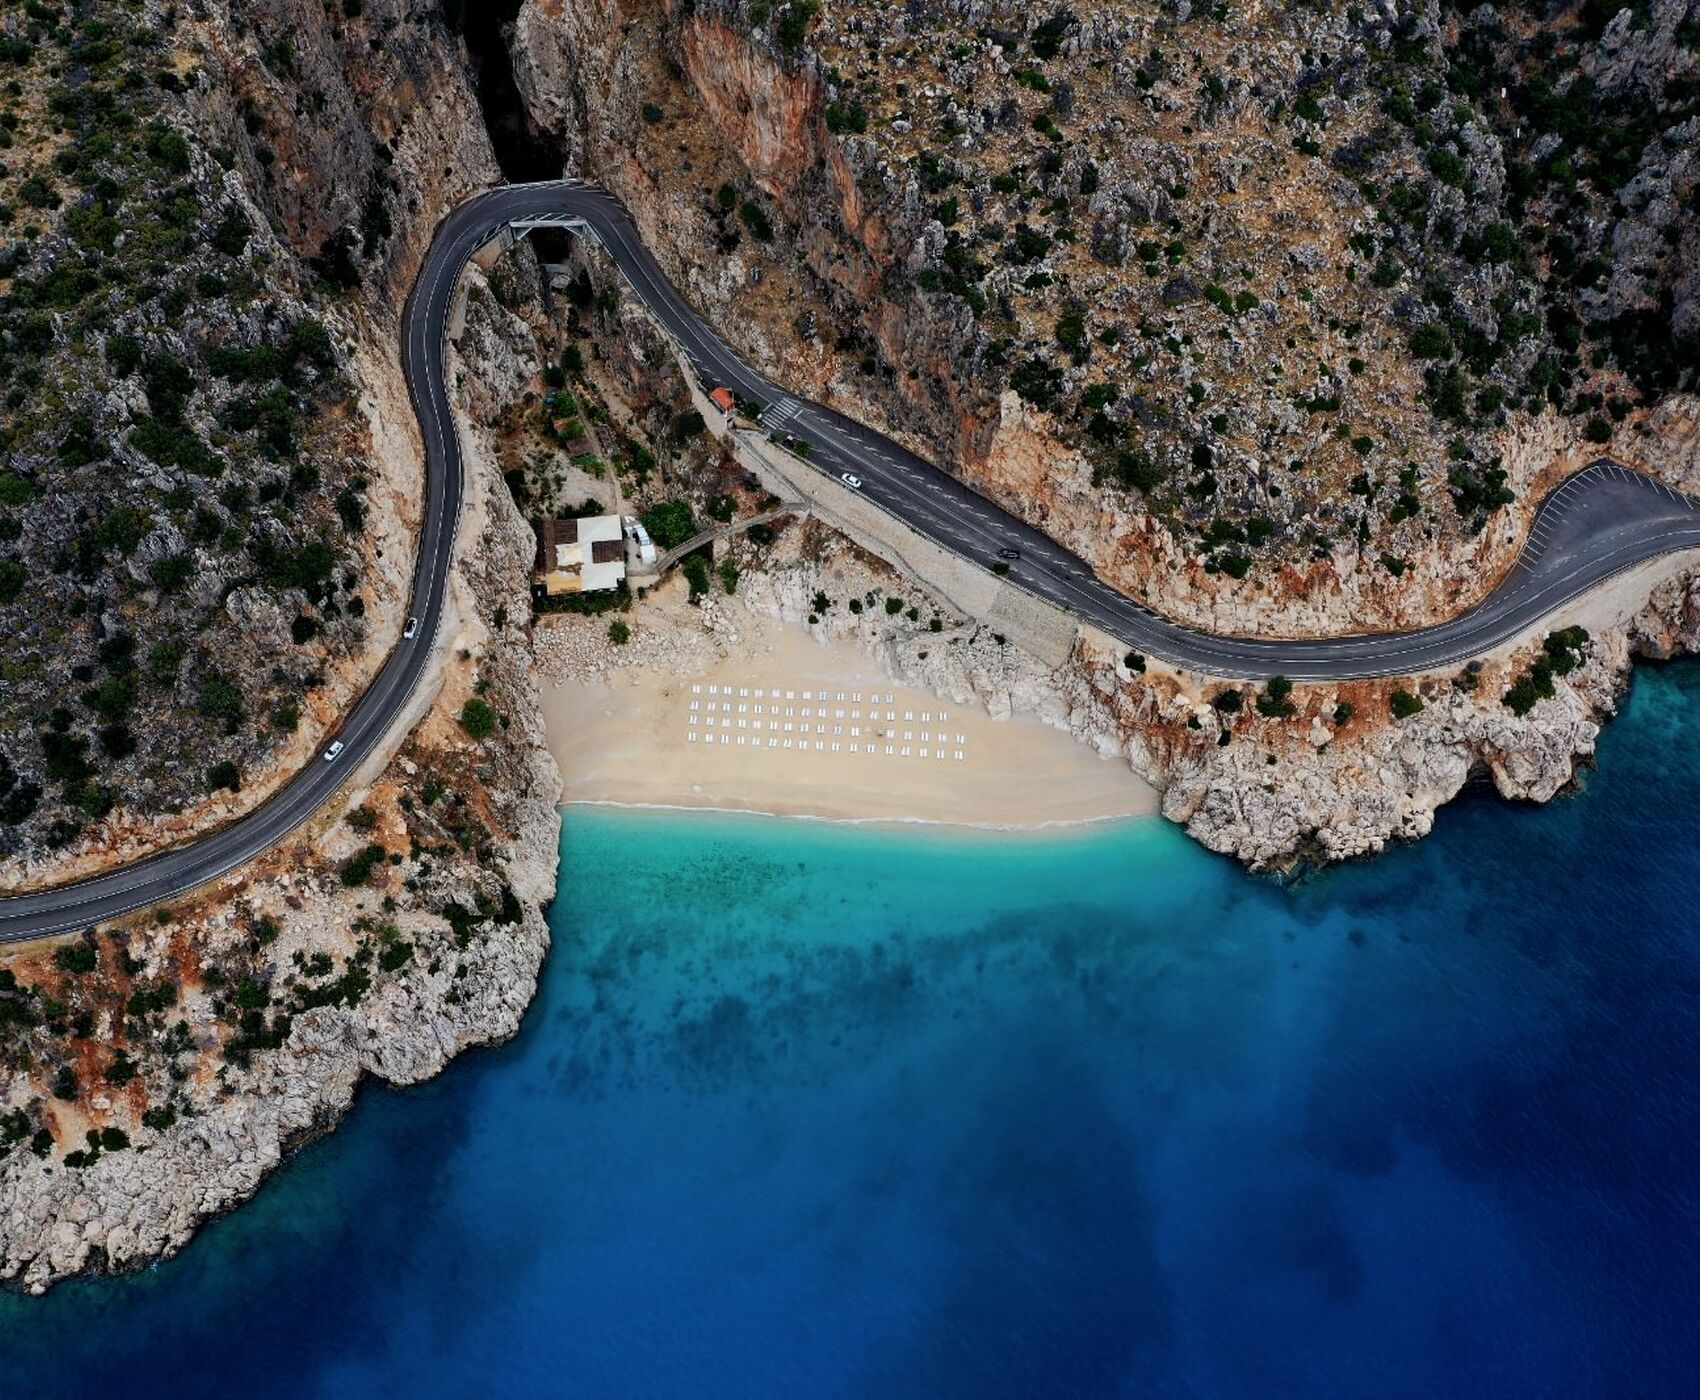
[{"xmin": 534, "ymin": 514, "xmax": 627, "ymax": 595}]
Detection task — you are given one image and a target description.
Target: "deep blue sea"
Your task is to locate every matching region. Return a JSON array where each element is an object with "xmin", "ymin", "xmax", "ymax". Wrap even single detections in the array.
[{"xmin": 6, "ymin": 665, "xmax": 1700, "ymax": 1398}]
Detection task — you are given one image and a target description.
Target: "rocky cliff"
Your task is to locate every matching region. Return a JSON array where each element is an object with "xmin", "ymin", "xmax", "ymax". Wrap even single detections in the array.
[
  {"xmin": 499, "ymin": 0, "xmax": 1700, "ymax": 637},
  {"xmin": 0, "ymin": 272, "xmax": 562, "ymax": 1293},
  {"xmin": 0, "ymin": 0, "xmax": 566, "ymax": 1294}
]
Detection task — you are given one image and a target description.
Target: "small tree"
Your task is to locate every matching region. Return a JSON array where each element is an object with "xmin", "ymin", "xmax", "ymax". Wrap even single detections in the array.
[
  {"xmin": 459, "ymin": 697, "xmax": 497, "ymax": 740},
  {"xmin": 340, "ymin": 842, "xmax": 388, "ymax": 887},
  {"xmin": 1256, "ymin": 676, "xmax": 1295, "ymax": 718},
  {"xmin": 640, "ymin": 500, "xmax": 695, "ymax": 550},
  {"xmin": 53, "ymin": 943, "xmax": 98, "ymax": 975}
]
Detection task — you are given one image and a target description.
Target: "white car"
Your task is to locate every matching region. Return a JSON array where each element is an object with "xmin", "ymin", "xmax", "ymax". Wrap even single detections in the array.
[
  {"xmin": 841, "ymin": 473, "xmax": 863, "ymax": 490},
  {"xmin": 323, "ymin": 740, "xmax": 345, "ymax": 762},
  {"xmin": 403, "ymin": 616, "xmax": 420, "ymax": 640}
]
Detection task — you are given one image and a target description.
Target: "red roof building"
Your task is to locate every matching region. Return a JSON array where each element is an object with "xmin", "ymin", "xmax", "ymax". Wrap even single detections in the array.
[{"xmin": 709, "ymin": 385, "xmax": 736, "ymax": 414}]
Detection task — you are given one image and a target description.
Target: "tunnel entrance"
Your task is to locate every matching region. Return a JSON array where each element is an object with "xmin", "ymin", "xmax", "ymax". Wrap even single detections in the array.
[{"xmin": 455, "ymin": 0, "xmax": 562, "ymax": 183}]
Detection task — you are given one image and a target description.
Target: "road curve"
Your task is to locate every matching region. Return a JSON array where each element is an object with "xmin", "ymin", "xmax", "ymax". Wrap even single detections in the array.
[
  {"xmin": 2, "ymin": 178, "xmax": 1696, "ymax": 942},
  {"xmin": 515, "ymin": 182, "xmax": 1700, "ymax": 679}
]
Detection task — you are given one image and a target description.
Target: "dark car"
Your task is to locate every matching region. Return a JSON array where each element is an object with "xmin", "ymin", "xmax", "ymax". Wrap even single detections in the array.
[{"xmin": 997, "ymin": 548, "xmax": 1021, "ymax": 561}]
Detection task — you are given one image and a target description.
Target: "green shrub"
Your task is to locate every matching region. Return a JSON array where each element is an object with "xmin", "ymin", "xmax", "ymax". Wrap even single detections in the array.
[
  {"xmin": 340, "ymin": 842, "xmax": 388, "ymax": 887},
  {"xmin": 379, "ymin": 939, "xmax": 415, "ymax": 972},
  {"xmin": 1055, "ymin": 309, "xmax": 1087, "ymax": 355},
  {"xmin": 1010, "ymin": 357, "xmax": 1063, "ymax": 408},
  {"xmin": 1426, "ymin": 147, "xmax": 1467, "ymax": 187},
  {"xmin": 607, "ymin": 619, "xmax": 631, "ymax": 645},
  {"xmin": 640, "ymin": 500, "xmax": 695, "ymax": 550},
  {"xmin": 1410, "ymin": 323, "xmax": 1453, "ymax": 358},
  {"xmin": 148, "ymin": 553, "xmax": 194, "ymax": 591},
  {"xmin": 1505, "ymin": 628, "xmax": 1589, "ymax": 714},
  {"xmin": 1031, "ymin": 14, "xmax": 1069, "ymax": 58},
  {"xmin": 459, "ymin": 697, "xmax": 497, "ymax": 740},
  {"xmin": 206, "ymin": 761, "xmax": 240, "ymax": 792},
  {"xmin": 738, "ymin": 200, "xmax": 774, "ymax": 241},
  {"xmin": 1503, "ymin": 676, "xmax": 1544, "ymax": 716},
  {"xmin": 234, "ymin": 977, "xmax": 270, "ymax": 1010},
  {"xmin": 824, "ymin": 100, "xmax": 868, "ymax": 134},
  {"xmin": 775, "ymin": 0, "xmax": 819, "ymax": 50},
  {"xmin": 196, "ymin": 672, "xmax": 244, "ymax": 731},
  {"xmin": 53, "ymin": 942, "xmax": 98, "ymax": 975},
  {"xmin": 1389, "ymin": 689, "xmax": 1424, "ymax": 719},
  {"xmin": 1256, "ymin": 676, "xmax": 1295, "ymax": 718},
  {"xmin": 148, "ymin": 642, "xmax": 184, "ymax": 684},
  {"xmin": 1009, "ymin": 225, "xmax": 1052, "ymax": 263},
  {"xmin": 0, "ymin": 471, "xmax": 35, "ymax": 506},
  {"xmin": 1545, "ymin": 626, "xmax": 1590, "ymax": 672}
]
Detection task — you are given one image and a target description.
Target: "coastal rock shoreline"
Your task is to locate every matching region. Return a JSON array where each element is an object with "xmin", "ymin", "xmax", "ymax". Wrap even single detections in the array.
[
  {"xmin": 0, "ymin": 321, "xmax": 562, "ymax": 1296},
  {"xmin": 6, "ymin": 0, "xmax": 1700, "ymax": 1300},
  {"xmin": 628, "ymin": 518, "xmax": 1700, "ymax": 873}
]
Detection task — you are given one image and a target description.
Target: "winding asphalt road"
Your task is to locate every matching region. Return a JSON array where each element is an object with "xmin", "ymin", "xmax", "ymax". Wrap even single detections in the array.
[{"xmin": 2, "ymin": 177, "xmax": 1697, "ymax": 942}]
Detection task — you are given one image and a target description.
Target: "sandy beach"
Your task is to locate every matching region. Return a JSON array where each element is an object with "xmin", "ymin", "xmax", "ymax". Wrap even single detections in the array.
[{"xmin": 538, "ymin": 600, "xmax": 1158, "ymax": 830}]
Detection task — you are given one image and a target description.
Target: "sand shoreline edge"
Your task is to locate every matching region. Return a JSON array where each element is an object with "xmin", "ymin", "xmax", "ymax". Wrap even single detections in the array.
[
  {"xmin": 537, "ymin": 587, "xmax": 1161, "ymax": 833},
  {"xmin": 558, "ymin": 797, "xmax": 1162, "ymax": 835}
]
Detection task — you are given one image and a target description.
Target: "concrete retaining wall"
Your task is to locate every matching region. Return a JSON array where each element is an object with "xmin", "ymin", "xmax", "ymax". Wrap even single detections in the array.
[
  {"xmin": 729, "ymin": 429, "xmax": 1081, "ymax": 669},
  {"xmin": 645, "ymin": 311, "xmax": 1082, "ymax": 668}
]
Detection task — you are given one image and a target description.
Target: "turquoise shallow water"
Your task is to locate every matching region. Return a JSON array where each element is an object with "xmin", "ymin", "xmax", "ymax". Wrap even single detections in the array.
[{"xmin": 5, "ymin": 665, "xmax": 1700, "ymax": 1396}]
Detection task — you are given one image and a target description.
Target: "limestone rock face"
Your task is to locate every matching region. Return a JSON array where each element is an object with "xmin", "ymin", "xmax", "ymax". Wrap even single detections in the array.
[
  {"xmin": 499, "ymin": 0, "xmax": 1699, "ymax": 641},
  {"xmin": 679, "ymin": 19, "xmax": 822, "ymax": 195},
  {"xmin": 0, "ymin": 425, "xmax": 560, "ymax": 1295},
  {"xmin": 0, "ymin": 3, "xmax": 560, "ymax": 1295}
]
